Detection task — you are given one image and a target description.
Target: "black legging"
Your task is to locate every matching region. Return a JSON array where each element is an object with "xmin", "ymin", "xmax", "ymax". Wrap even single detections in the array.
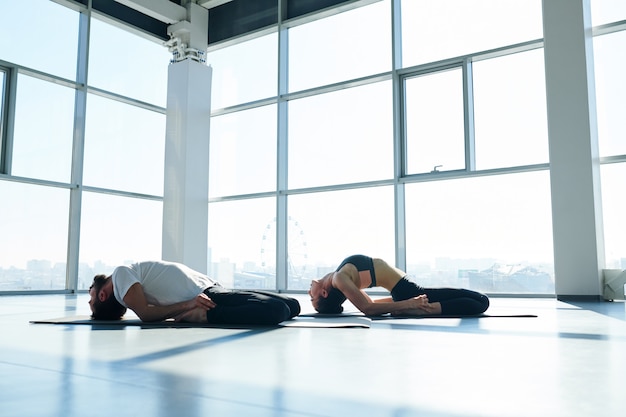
[
  {"xmin": 391, "ymin": 277, "xmax": 489, "ymax": 316},
  {"xmin": 203, "ymin": 285, "xmax": 301, "ymax": 325}
]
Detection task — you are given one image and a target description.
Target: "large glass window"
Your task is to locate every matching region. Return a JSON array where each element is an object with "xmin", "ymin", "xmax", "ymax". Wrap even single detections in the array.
[
  {"xmin": 288, "ymin": 0, "xmax": 391, "ymax": 92},
  {"xmin": 208, "ymin": 198, "xmax": 276, "ymax": 289},
  {"xmin": 601, "ymin": 163, "xmax": 626, "ymax": 269},
  {"xmin": 0, "ymin": 0, "xmax": 79, "ymax": 80},
  {"xmin": 0, "ymin": 182, "xmax": 70, "ymax": 290},
  {"xmin": 401, "ymin": 0, "xmax": 543, "ymax": 68},
  {"xmin": 83, "ymin": 94, "xmax": 165, "ymax": 195},
  {"xmin": 404, "ymin": 68, "xmax": 465, "ymax": 174},
  {"xmin": 78, "ymin": 192, "xmax": 162, "ymax": 289},
  {"xmin": 405, "ymin": 171, "xmax": 554, "ymax": 294},
  {"xmin": 5, "ymin": 0, "xmax": 614, "ymax": 296},
  {"xmin": 591, "ymin": 0, "xmax": 626, "ymax": 26},
  {"xmin": 11, "ymin": 75, "xmax": 75, "ymax": 182},
  {"xmin": 472, "ymin": 49, "xmax": 549, "ymax": 169},
  {"xmin": 288, "ymin": 81, "xmax": 393, "ymax": 189},
  {"xmin": 209, "ymin": 105, "xmax": 277, "ymax": 197},
  {"xmin": 207, "ymin": 33, "xmax": 277, "ymax": 109},
  {"xmin": 288, "ymin": 186, "xmax": 396, "ymax": 290},
  {"xmin": 88, "ymin": 17, "xmax": 170, "ymax": 106},
  {"xmin": 593, "ymin": 30, "xmax": 626, "ymax": 157}
]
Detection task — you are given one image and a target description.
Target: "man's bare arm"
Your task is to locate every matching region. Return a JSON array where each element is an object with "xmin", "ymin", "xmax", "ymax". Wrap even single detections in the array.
[{"xmin": 122, "ymin": 283, "xmax": 216, "ymax": 322}]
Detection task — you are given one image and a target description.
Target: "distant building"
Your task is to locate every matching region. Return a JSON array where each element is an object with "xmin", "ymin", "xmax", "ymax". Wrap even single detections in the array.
[{"xmin": 469, "ymin": 263, "xmax": 554, "ymax": 293}]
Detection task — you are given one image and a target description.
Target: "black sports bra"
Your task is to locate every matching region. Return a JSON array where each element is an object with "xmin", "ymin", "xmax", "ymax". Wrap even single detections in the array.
[{"xmin": 336, "ymin": 255, "xmax": 377, "ymax": 288}]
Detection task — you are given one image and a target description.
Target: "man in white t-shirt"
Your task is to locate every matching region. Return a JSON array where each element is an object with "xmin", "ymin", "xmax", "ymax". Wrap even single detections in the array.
[{"xmin": 88, "ymin": 260, "xmax": 300, "ymax": 325}]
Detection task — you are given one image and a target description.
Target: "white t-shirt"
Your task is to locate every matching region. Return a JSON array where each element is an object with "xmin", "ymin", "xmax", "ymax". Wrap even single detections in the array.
[{"xmin": 112, "ymin": 260, "xmax": 217, "ymax": 308}]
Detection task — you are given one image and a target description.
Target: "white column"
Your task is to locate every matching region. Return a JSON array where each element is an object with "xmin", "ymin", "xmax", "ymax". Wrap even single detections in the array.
[
  {"xmin": 161, "ymin": 2, "xmax": 211, "ymax": 273},
  {"xmin": 162, "ymin": 59, "xmax": 212, "ymax": 273},
  {"xmin": 542, "ymin": 0, "xmax": 605, "ymax": 299}
]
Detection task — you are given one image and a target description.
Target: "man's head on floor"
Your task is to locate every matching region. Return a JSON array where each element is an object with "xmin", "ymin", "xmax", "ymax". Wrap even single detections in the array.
[{"xmin": 88, "ymin": 274, "xmax": 127, "ymax": 320}]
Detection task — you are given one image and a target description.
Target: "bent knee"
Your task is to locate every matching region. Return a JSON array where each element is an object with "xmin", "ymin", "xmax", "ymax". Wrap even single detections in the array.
[
  {"xmin": 287, "ymin": 298, "xmax": 301, "ymax": 318},
  {"xmin": 479, "ymin": 294, "xmax": 490, "ymax": 313},
  {"xmin": 261, "ymin": 301, "xmax": 291, "ymax": 324}
]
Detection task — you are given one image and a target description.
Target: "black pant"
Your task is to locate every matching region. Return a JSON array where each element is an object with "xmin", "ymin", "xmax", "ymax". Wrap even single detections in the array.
[
  {"xmin": 391, "ymin": 277, "xmax": 489, "ymax": 316},
  {"xmin": 203, "ymin": 285, "xmax": 301, "ymax": 325}
]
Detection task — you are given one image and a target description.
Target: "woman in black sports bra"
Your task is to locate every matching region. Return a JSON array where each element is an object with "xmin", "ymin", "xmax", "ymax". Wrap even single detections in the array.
[{"xmin": 308, "ymin": 254, "xmax": 489, "ymax": 316}]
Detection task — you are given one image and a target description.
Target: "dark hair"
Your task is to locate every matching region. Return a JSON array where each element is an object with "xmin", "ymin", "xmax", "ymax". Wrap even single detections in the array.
[
  {"xmin": 315, "ymin": 287, "xmax": 347, "ymax": 314},
  {"xmin": 90, "ymin": 274, "xmax": 127, "ymax": 320}
]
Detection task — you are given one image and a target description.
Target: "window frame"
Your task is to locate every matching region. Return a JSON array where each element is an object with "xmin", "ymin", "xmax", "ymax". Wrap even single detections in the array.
[
  {"xmin": 398, "ymin": 40, "xmax": 550, "ymax": 183},
  {"xmin": 0, "ymin": 65, "xmax": 16, "ymax": 176},
  {"xmin": 400, "ymin": 62, "xmax": 473, "ymax": 177}
]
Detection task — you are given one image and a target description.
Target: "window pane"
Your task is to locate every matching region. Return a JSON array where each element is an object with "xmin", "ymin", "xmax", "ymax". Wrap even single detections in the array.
[
  {"xmin": 208, "ymin": 198, "xmax": 276, "ymax": 289},
  {"xmin": 405, "ymin": 69, "xmax": 465, "ymax": 174},
  {"xmin": 208, "ymin": 33, "xmax": 277, "ymax": 109},
  {"xmin": 594, "ymin": 30, "xmax": 626, "ymax": 157},
  {"xmin": 88, "ymin": 18, "xmax": 170, "ymax": 106},
  {"xmin": 78, "ymin": 192, "xmax": 162, "ymax": 289},
  {"xmin": 601, "ymin": 163, "xmax": 626, "ymax": 269},
  {"xmin": 289, "ymin": 81, "xmax": 393, "ymax": 188},
  {"xmin": 0, "ymin": 0, "xmax": 79, "ymax": 79},
  {"xmin": 288, "ymin": 0, "xmax": 391, "ymax": 92},
  {"xmin": 288, "ymin": 186, "xmax": 396, "ymax": 290},
  {"xmin": 401, "ymin": 0, "xmax": 543, "ymax": 67},
  {"xmin": 0, "ymin": 181, "xmax": 69, "ymax": 290},
  {"xmin": 473, "ymin": 49, "xmax": 549, "ymax": 169},
  {"xmin": 83, "ymin": 94, "xmax": 165, "ymax": 195},
  {"xmin": 11, "ymin": 75, "xmax": 75, "ymax": 182},
  {"xmin": 209, "ymin": 105, "xmax": 276, "ymax": 197},
  {"xmin": 591, "ymin": 0, "xmax": 626, "ymax": 26},
  {"xmin": 405, "ymin": 172, "xmax": 554, "ymax": 294}
]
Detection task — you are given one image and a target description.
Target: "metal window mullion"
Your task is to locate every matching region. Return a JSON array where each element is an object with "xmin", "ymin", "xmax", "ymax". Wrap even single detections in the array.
[
  {"xmin": 275, "ymin": 13, "xmax": 289, "ymax": 292},
  {"xmin": 1, "ymin": 67, "xmax": 18, "ymax": 175},
  {"xmin": 391, "ymin": 0, "xmax": 406, "ymax": 270},
  {"xmin": 463, "ymin": 58, "xmax": 476, "ymax": 172},
  {"xmin": 66, "ymin": 7, "xmax": 91, "ymax": 292},
  {"xmin": 0, "ymin": 68, "xmax": 5, "ymax": 173}
]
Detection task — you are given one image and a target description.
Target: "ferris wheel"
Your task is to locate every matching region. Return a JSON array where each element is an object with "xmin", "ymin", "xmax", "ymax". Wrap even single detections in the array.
[{"xmin": 260, "ymin": 216, "xmax": 308, "ymax": 277}]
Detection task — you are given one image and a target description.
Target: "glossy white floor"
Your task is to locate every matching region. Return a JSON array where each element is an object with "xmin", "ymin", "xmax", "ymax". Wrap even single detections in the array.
[{"xmin": 1, "ymin": 293, "xmax": 624, "ymax": 417}]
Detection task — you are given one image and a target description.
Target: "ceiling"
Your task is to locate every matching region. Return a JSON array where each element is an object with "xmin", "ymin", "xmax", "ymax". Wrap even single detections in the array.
[{"xmin": 55, "ymin": 0, "xmax": 372, "ymax": 47}]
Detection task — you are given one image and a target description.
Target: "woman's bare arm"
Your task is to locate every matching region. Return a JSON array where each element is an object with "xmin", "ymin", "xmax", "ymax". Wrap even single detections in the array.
[{"xmin": 333, "ymin": 272, "xmax": 436, "ymax": 315}]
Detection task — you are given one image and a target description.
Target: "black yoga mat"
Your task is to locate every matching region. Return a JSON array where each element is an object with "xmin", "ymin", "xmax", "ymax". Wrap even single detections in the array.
[{"xmin": 30, "ymin": 315, "xmax": 372, "ymax": 328}]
